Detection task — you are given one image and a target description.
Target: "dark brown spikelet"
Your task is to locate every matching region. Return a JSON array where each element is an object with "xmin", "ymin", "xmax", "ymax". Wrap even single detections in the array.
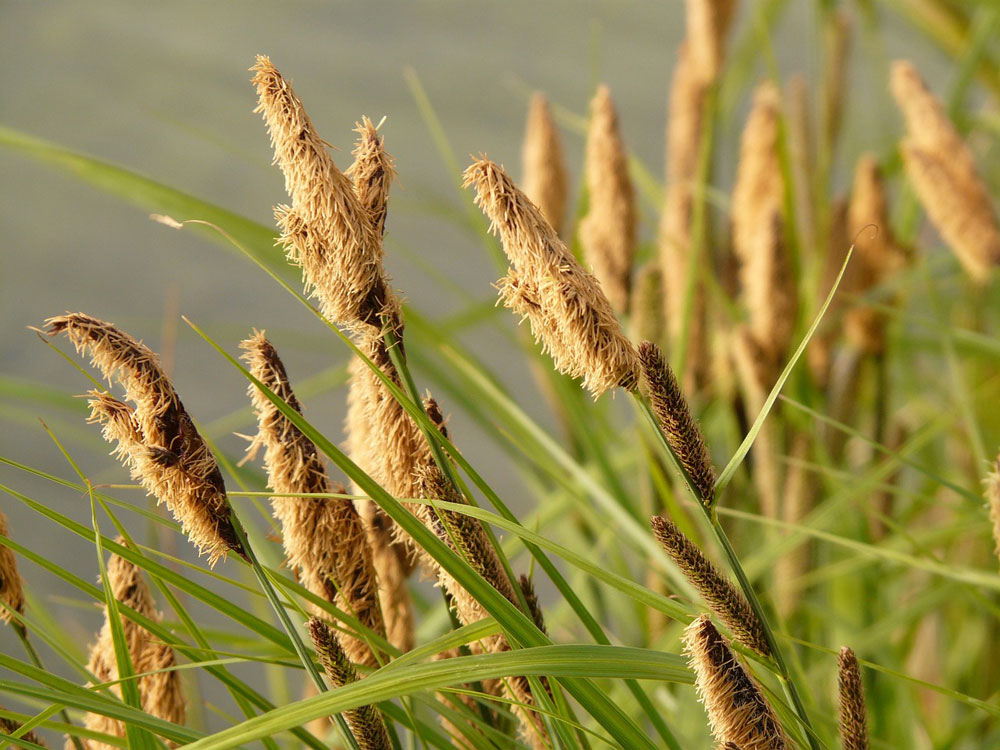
[
  {"xmin": 0, "ymin": 512, "xmax": 26, "ymax": 627},
  {"xmin": 46, "ymin": 313, "xmax": 242, "ymax": 566},
  {"xmin": 519, "ymin": 574, "xmax": 547, "ymax": 634},
  {"xmin": 307, "ymin": 618, "xmax": 391, "ymax": 750},
  {"xmin": 463, "ymin": 157, "xmax": 640, "ymax": 397},
  {"xmin": 347, "ymin": 117, "xmax": 395, "ymax": 239},
  {"xmin": 684, "ymin": 615, "xmax": 788, "ymax": 750},
  {"xmin": 1, "ymin": 715, "xmax": 46, "ymax": 749},
  {"xmin": 651, "ymin": 517, "xmax": 769, "ymax": 657},
  {"xmin": 240, "ymin": 331, "xmax": 385, "ymax": 667},
  {"xmin": 80, "ymin": 541, "xmax": 185, "ymax": 750},
  {"xmin": 639, "ymin": 341, "xmax": 716, "ymax": 506},
  {"xmin": 838, "ymin": 647, "xmax": 870, "ymax": 750}
]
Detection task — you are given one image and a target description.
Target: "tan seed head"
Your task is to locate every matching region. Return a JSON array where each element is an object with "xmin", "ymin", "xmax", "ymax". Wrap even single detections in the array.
[{"xmin": 522, "ymin": 92, "xmax": 569, "ymax": 236}]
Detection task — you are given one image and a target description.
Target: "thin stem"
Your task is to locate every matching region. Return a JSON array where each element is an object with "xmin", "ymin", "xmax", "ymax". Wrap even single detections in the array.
[{"xmin": 14, "ymin": 624, "xmax": 85, "ymax": 750}]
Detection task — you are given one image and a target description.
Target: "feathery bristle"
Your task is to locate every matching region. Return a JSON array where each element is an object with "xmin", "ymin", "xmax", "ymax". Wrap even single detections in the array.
[
  {"xmin": 347, "ymin": 117, "xmax": 395, "ymax": 238},
  {"xmin": 521, "ymin": 92, "xmax": 569, "ymax": 236},
  {"xmin": 837, "ymin": 647, "xmax": 870, "ymax": 750},
  {"xmin": 252, "ymin": 55, "xmax": 395, "ymax": 330},
  {"xmin": 1, "ymin": 715, "xmax": 45, "ymax": 749},
  {"xmin": 731, "ymin": 83, "xmax": 797, "ymax": 370},
  {"xmin": 240, "ymin": 331, "xmax": 385, "ymax": 666},
  {"xmin": 986, "ymin": 456, "xmax": 1000, "ymax": 569},
  {"xmin": 639, "ymin": 342, "xmax": 716, "ymax": 506},
  {"xmin": 630, "ymin": 261, "xmax": 666, "ymax": 348},
  {"xmin": 0, "ymin": 512, "xmax": 25, "ymax": 627},
  {"xmin": 81, "ymin": 542, "xmax": 184, "ymax": 750},
  {"xmin": 683, "ymin": 616, "xmax": 788, "ymax": 750},
  {"xmin": 651, "ymin": 516, "xmax": 769, "ymax": 657},
  {"xmin": 46, "ymin": 313, "xmax": 242, "ymax": 566},
  {"xmin": 683, "ymin": 0, "xmax": 736, "ymax": 83},
  {"xmin": 579, "ymin": 85, "xmax": 637, "ymax": 313},
  {"xmin": 890, "ymin": 60, "xmax": 1000, "ymax": 283},
  {"xmin": 307, "ymin": 618, "xmax": 391, "ymax": 750},
  {"xmin": 844, "ymin": 154, "xmax": 907, "ymax": 354},
  {"xmin": 463, "ymin": 157, "xmax": 640, "ymax": 396}
]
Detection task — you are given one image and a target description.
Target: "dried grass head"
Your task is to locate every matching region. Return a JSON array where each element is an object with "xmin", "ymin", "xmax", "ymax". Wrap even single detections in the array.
[
  {"xmin": 46, "ymin": 313, "xmax": 242, "ymax": 566},
  {"xmin": 522, "ymin": 92, "xmax": 569, "ymax": 236},
  {"xmin": 0, "ymin": 512, "xmax": 26, "ymax": 626},
  {"xmin": 463, "ymin": 157, "xmax": 640, "ymax": 396}
]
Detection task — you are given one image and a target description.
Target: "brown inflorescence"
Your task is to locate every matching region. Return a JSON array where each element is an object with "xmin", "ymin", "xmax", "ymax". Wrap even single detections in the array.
[
  {"xmin": 1, "ymin": 714, "xmax": 46, "ymax": 749},
  {"xmin": 464, "ymin": 157, "xmax": 640, "ymax": 397},
  {"xmin": 307, "ymin": 617, "xmax": 391, "ymax": 750},
  {"xmin": 652, "ymin": 516, "xmax": 769, "ymax": 657},
  {"xmin": 78, "ymin": 542, "xmax": 184, "ymax": 750},
  {"xmin": 521, "ymin": 92, "xmax": 569, "ymax": 237},
  {"xmin": 0, "ymin": 512, "xmax": 25, "ymax": 627},
  {"xmin": 639, "ymin": 342, "xmax": 716, "ymax": 506},
  {"xmin": 579, "ymin": 84, "xmax": 637, "ymax": 313},
  {"xmin": 683, "ymin": 615, "xmax": 788, "ymax": 750},
  {"xmin": 46, "ymin": 313, "xmax": 243, "ymax": 566},
  {"xmin": 837, "ymin": 647, "xmax": 870, "ymax": 750},
  {"xmin": 891, "ymin": 60, "xmax": 1000, "ymax": 283},
  {"xmin": 241, "ymin": 331, "xmax": 385, "ymax": 667}
]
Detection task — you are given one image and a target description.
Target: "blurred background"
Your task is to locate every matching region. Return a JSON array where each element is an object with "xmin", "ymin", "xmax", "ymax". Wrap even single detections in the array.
[{"xmin": 0, "ymin": 0, "xmax": 968, "ymax": 710}]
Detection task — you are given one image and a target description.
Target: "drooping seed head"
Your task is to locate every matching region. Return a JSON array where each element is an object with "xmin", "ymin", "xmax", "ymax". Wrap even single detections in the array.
[
  {"xmin": 522, "ymin": 92, "xmax": 569, "ymax": 236},
  {"xmin": 683, "ymin": 615, "xmax": 788, "ymax": 750},
  {"xmin": 46, "ymin": 313, "xmax": 242, "ymax": 566},
  {"xmin": 463, "ymin": 157, "xmax": 640, "ymax": 396},
  {"xmin": 837, "ymin": 647, "xmax": 870, "ymax": 750},
  {"xmin": 241, "ymin": 331, "xmax": 385, "ymax": 666},
  {"xmin": 890, "ymin": 60, "xmax": 1000, "ymax": 283},
  {"xmin": 651, "ymin": 516, "xmax": 769, "ymax": 657},
  {"xmin": 579, "ymin": 84, "xmax": 637, "ymax": 313},
  {"xmin": 0, "ymin": 512, "xmax": 25, "ymax": 627}
]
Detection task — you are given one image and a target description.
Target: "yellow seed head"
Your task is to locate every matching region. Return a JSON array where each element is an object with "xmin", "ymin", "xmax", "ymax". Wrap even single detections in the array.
[
  {"xmin": 522, "ymin": 92, "xmax": 569, "ymax": 236},
  {"xmin": 579, "ymin": 85, "xmax": 637, "ymax": 313},
  {"xmin": 463, "ymin": 157, "xmax": 640, "ymax": 397}
]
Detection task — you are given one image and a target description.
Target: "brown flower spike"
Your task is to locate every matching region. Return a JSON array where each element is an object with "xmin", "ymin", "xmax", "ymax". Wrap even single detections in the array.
[
  {"xmin": 46, "ymin": 313, "xmax": 243, "ymax": 566},
  {"xmin": 522, "ymin": 92, "xmax": 569, "ymax": 236},
  {"xmin": 79, "ymin": 542, "xmax": 184, "ymax": 750},
  {"xmin": 639, "ymin": 342, "xmax": 716, "ymax": 506},
  {"xmin": 651, "ymin": 516, "xmax": 769, "ymax": 657},
  {"xmin": 464, "ymin": 157, "xmax": 640, "ymax": 397},
  {"xmin": 0, "ymin": 512, "xmax": 25, "ymax": 627},
  {"xmin": 308, "ymin": 618, "xmax": 391, "ymax": 750},
  {"xmin": 684, "ymin": 616, "xmax": 788, "ymax": 750},
  {"xmin": 241, "ymin": 331, "xmax": 385, "ymax": 666},
  {"xmin": 837, "ymin": 647, "xmax": 870, "ymax": 750},
  {"xmin": 891, "ymin": 60, "xmax": 1000, "ymax": 283},
  {"xmin": 579, "ymin": 84, "xmax": 637, "ymax": 313}
]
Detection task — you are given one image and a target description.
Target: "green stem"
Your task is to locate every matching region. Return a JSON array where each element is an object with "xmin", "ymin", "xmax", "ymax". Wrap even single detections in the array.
[{"xmin": 14, "ymin": 625, "xmax": 85, "ymax": 750}]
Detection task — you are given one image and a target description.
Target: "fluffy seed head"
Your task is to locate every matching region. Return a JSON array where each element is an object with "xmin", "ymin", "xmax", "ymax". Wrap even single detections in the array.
[
  {"xmin": 684, "ymin": 0, "xmax": 737, "ymax": 83},
  {"xmin": 463, "ymin": 157, "xmax": 640, "ymax": 396},
  {"xmin": 347, "ymin": 117, "xmax": 395, "ymax": 238},
  {"xmin": 640, "ymin": 342, "xmax": 716, "ymax": 506},
  {"xmin": 82, "ymin": 542, "xmax": 184, "ymax": 750},
  {"xmin": 46, "ymin": 313, "xmax": 242, "ymax": 565},
  {"xmin": 683, "ymin": 616, "xmax": 788, "ymax": 750},
  {"xmin": 837, "ymin": 647, "xmax": 870, "ymax": 750},
  {"xmin": 652, "ymin": 516, "xmax": 769, "ymax": 656},
  {"xmin": 522, "ymin": 92, "xmax": 569, "ymax": 236},
  {"xmin": 241, "ymin": 331, "xmax": 384, "ymax": 666},
  {"xmin": 252, "ymin": 55, "xmax": 396, "ymax": 330},
  {"xmin": 732, "ymin": 83, "xmax": 797, "ymax": 368},
  {"xmin": 579, "ymin": 85, "xmax": 637, "ymax": 313},
  {"xmin": 307, "ymin": 618, "xmax": 391, "ymax": 750},
  {"xmin": 0, "ymin": 512, "xmax": 25, "ymax": 627},
  {"xmin": 891, "ymin": 60, "xmax": 1000, "ymax": 283}
]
